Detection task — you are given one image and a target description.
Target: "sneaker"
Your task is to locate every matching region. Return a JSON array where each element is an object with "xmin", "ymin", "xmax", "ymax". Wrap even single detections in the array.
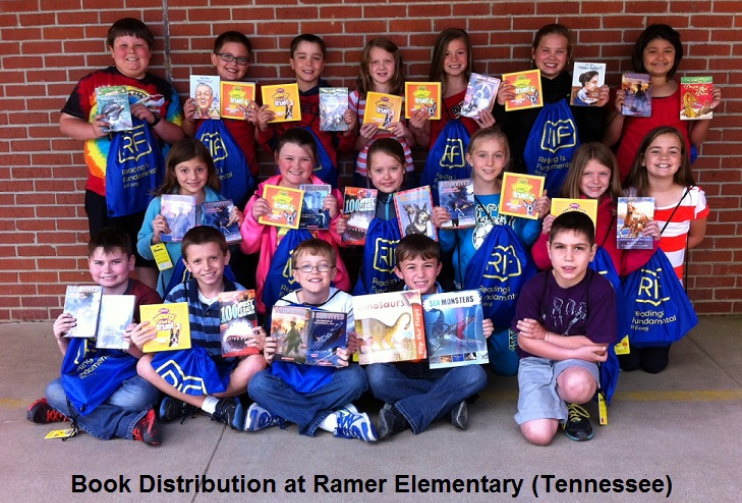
[
  {"xmin": 563, "ymin": 403, "xmax": 594, "ymax": 441},
  {"xmin": 210, "ymin": 398, "xmax": 244, "ymax": 430},
  {"xmin": 450, "ymin": 400, "xmax": 468, "ymax": 430},
  {"xmin": 377, "ymin": 404, "xmax": 408, "ymax": 440},
  {"xmin": 243, "ymin": 403, "xmax": 285, "ymax": 431},
  {"xmin": 131, "ymin": 409, "xmax": 161, "ymax": 446},
  {"xmin": 158, "ymin": 397, "xmax": 197, "ymax": 423},
  {"xmin": 27, "ymin": 398, "xmax": 69, "ymax": 424},
  {"xmin": 334, "ymin": 407, "xmax": 378, "ymax": 442}
]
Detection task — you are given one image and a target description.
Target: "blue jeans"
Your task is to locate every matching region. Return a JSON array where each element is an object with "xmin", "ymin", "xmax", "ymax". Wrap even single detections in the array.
[
  {"xmin": 248, "ymin": 365, "xmax": 368, "ymax": 436},
  {"xmin": 46, "ymin": 376, "xmax": 160, "ymax": 440},
  {"xmin": 487, "ymin": 327, "xmax": 519, "ymax": 377},
  {"xmin": 366, "ymin": 362, "xmax": 487, "ymax": 434}
]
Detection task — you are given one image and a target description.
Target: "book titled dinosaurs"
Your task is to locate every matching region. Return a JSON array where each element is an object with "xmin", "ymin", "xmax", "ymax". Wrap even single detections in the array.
[
  {"xmin": 394, "ymin": 186, "xmax": 437, "ymax": 241},
  {"xmin": 270, "ymin": 306, "xmax": 348, "ymax": 366},
  {"xmin": 617, "ymin": 197, "xmax": 655, "ymax": 250},
  {"xmin": 140, "ymin": 303, "xmax": 191, "ymax": 353},
  {"xmin": 219, "ymin": 290, "xmax": 260, "ymax": 358}
]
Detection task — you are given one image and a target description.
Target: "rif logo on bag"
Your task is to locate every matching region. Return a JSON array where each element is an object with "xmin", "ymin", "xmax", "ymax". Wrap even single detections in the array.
[
  {"xmin": 198, "ymin": 131, "xmax": 229, "ymax": 163},
  {"xmin": 539, "ymin": 119, "xmax": 577, "ymax": 153},
  {"xmin": 440, "ymin": 138, "xmax": 466, "ymax": 168},
  {"xmin": 483, "ymin": 245, "xmax": 523, "ymax": 281},
  {"xmin": 636, "ymin": 267, "xmax": 671, "ymax": 306},
  {"xmin": 117, "ymin": 123, "xmax": 152, "ymax": 162},
  {"xmin": 373, "ymin": 237, "xmax": 398, "ymax": 273}
]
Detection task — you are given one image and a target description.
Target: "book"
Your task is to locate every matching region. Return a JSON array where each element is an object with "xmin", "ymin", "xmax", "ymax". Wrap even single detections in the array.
[
  {"xmin": 422, "ymin": 290, "xmax": 488, "ymax": 369},
  {"xmin": 220, "ymin": 81, "xmax": 256, "ymax": 120},
  {"xmin": 160, "ymin": 194, "xmax": 197, "ymax": 242},
  {"xmin": 270, "ymin": 306, "xmax": 348, "ymax": 366},
  {"xmin": 499, "ymin": 172, "xmax": 545, "ymax": 220},
  {"xmin": 363, "ymin": 92, "xmax": 403, "ymax": 131},
  {"xmin": 680, "ymin": 76, "xmax": 713, "ymax": 121},
  {"xmin": 95, "ymin": 295, "xmax": 136, "ymax": 350},
  {"xmin": 404, "ymin": 82, "xmax": 442, "ymax": 120},
  {"xmin": 550, "ymin": 198, "xmax": 598, "ymax": 229},
  {"xmin": 202, "ymin": 200, "xmax": 241, "ymax": 244},
  {"xmin": 299, "ymin": 184, "xmax": 331, "ymax": 230},
  {"xmin": 96, "ymin": 86, "xmax": 133, "ymax": 133},
  {"xmin": 190, "ymin": 75, "xmax": 221, "ymax": 119},
  {"xmin": 62, "ymin": 286, "xmax": 103, "ymax": 338},
  {"xmin": 319, "ymin": 87, "xmax": 349, "ymax": 131},
  {"xmin": 342, "ymin": 187, "xmax": 377, "ymax": 246},
  {"xmin": 621, "ymin": 73, "xmax": 651, "ymax": 117},
  {"xmin": 261, "ymin": 83, "xmax": 301, "ymax": 123},
  {"xmin": 503, "ymin": 69, "xmax": 543, "ymax": 111},
  {"xmin": 394, "ymin": 186, "xmax": 437, "ymax": 241},
  {"xmin": 617, "ymin": 197, "xmax": 655, "ymax": 250},
  {"xmin": 258, "ymin": 185, "xmax": 304, "ymax": 229},
  {"xmin": 570, "ymin": 62, "xmax": 606, "ymax": 107},
  {"xmin": 354, "ymin": 290, "xmax": 426, "ymax": 365},
  {"xmin": 460, "ymin": 74, "xmax": 501, "ymax": 118},
  {"xmin": 219, "ymin": 290, "xmax": 260, "ymax": 357},
  {"xmin": 140, "ymin": 303, "xmax": 192, "ymax": 353},
  {"xmin": 438, "ymin": 179, "xmax": 476, "ymax": 230}
]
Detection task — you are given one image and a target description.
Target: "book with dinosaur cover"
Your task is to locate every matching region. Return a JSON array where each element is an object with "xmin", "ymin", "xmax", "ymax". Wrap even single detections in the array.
[
  {"xmin": 160, "ymin": 194, "xmax": 197, "ymax": 242},
  {"xmin": 394, "ymin": 186, "xmax": 437, "ymax": 241},
  {"xmin": 438, "ymin": 179, "xmax": 475, "ymax": 229},
  {"xmin": 299, "ymin": 184, "xmax": 331, "ymax": 230},
  {"xmin": 621, "ymin": 73, "xmax": 651, "ymax": 117},
  {"xmin": 219, "ymin": 290, "xmax": 260, "ymax": 357},
  {"xmin": 570, "ymin": 62, "xmax": 606, "ymax": 107},
  {"xmin": 220, "ymin": 81, "xmax": 256, "ymax": 120},
  {"xmin": 258, "ymin": 184, "xmax": 303, "ymax": 229},
  {"xmin": 617, "ymin": 197, "xmax": 655, "ymax": 250},
  {"xmin": 680, "ymin": 76, "xmax": 713, "ymax": 121},
  {"xmin": 342, "ymin": 187, "xmax": 378, "ymax": 246},
  {"xmin": 96, "ymin": 86, "xmax": 133, "ymax": 133},
  {"xmin": 62, "ymin": 285, "xmax": 103, "ymax": 338},
  {"xmin": 550, "ymin": 198, "xmax": 598, "ymax": 228},
  {"xmin": 363, "ymin": 92, "xmax": 403, "ymax": 131},
  {"xmin": 261, "ymin": 83, "xmax": 301, "ymax": 123},
  {"xmin": 190, "ymin": 75, "xmax": 221, "ymax": 120},
  {"xmin": 140, "ymin": 302, "xmax": 191, "ymax": 353},
  {"xmin": 353, "ymin": 290, "xmax": 426, "ymax": 365},
  {"xmin": 202, "ymin": 200, "xmax": 241, "ymax": 244},
  {"xmin": 404, "ymin": 82, "xmax": 441, "ymax": 120},
  {"xmin": 270, "ymin": 306, "xmax": 348, "ymax": 366},
  {"xmin": 95, "ymin": 295, "xmax": 136, "ymax": 350},
  {"xmin": 499, "ymin": 173, "xmax": 545, "ymax": 220},
  {"xmin": 422, "ymin": 290, "xmax": 488, "ymax": 369},
  {"xmin": 319, "ymin": 87, "xmax": 349, "ymax": 131},
  {"xmin": 460, "ymin": 73, "xmax": 501, "ymax": 118},
  {"xmin": 503, "ymin": 69, "xmax": 543, "ymax": 111}
]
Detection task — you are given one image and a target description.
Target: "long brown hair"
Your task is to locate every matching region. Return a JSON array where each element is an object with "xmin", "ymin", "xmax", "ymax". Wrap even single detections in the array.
[
  {"xmin": 156, "ymin": 138, "xmax": 219, "ymax": 196},
  {"xmin": 428, "ymin": 28, "xmax": 474, "ymax": 94},
  {"xmin": 560, "ymin": 142, "xmax": 622, "ymax": 205},
  {"xmin": 356, "ymin": 37, "xmax": 404, "ymax": 96}
]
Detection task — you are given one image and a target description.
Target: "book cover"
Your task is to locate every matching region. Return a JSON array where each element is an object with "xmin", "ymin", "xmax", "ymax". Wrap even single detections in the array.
[
  {"xmin": 363, "ymin": 92, "xmax": 403, "ymax": 131},
  {"xmin": 550, "ymin": 198, "xmax": 598, "ymax": 229},
  {"xmin": 319, "ymin": 87, "xmax": 349, "ymax": 131},
  {"xmin": 261, "ymin": 83, "xmax": 301, "ymax": 123},
  {"xmin": 342, "ymin": 187, "xmax": 378, "ymax": 246},
  {"xmin": 271, "ymin": 306, "xmax": 312, "ymax": 363},
  {"xmin": 140, "ymin": 303, "xmax": 192, "ymax": 353},
  {"xmin": 190, "ymin": 75, "xmax": 221, "ymax": 120},
  {"xmin": 621, "ymin": 73, "xmax": 651, "ymax": 117},
  {"xmin": 299, "ymin": 184, "xmax": 331, "ymax": 230},
  {"xmin": 219, "ymin": 290, "xmax": 260, "ymax": 357},
  {"xmin": 62, "ymin": 285, "xmax": 103, "ymax": 338},
  {"xmin": 438, "ymin": 179, "xmax": 476, "ymax": 230},
  {"xmin": 499, "ymin": 173, "xmax": 545, "ymax": 220},
  {"xmin": 96, "ymin": 86, "xmax": 133, "ymax": 133},
  {"xmin": 680, "ymin": 76, "xmax": 713, "ymax": 121},
  {"xmin": 571, "ymin": 62, "xmax": 606, "ymax": 107},
  {"xmin": 460, "ymin": 74, "xmax": 501, "ymax": 118},
  {"xmin": 422, "ymin": 290, "xmax": 488, "ymax": 369},
  {"xmin": 258, "ymin": 185, "xmax": 304, "ymax": 229},
  {"xmin": 503, "ymin": 69, "xmax": 543, "ymax": 111},
  {"xmin": 617, "ymin": 197, "xmax": 655, "ymax": 250},
  {"xmin": 95, "ymin": 295, "xmax": 136, "ymax": 350},
  {"xmin": 220, "ymin": 81, "xmax": 256, "ymax": 120},
  {"xmin": 160, "ymin": 194, "xmax": 197, "ymax": 242},
  {"xmin": 202, "ymin": 200, "xmax": 241, "ymax": 244},
  {"xmin": 271, "ymin": 306, "xmax": 348, "ymax": 366},
  {"xmin": 394, "ymin": 186, "xmax": 437, "ymax": 241},
  {"xmin": 305, "ymin": 311, "xmax": 348, "ymax": 366},
  {"xmin": 404, "ymin": 82, "xmax": 442, "ymax": 120},
  {"xmin": 354, "ymin": 290, "xmax": 426, "ymax": 365}
]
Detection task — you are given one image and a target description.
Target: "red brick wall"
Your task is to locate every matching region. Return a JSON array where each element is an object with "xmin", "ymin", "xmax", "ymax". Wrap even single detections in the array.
[{"xmin": 1, "ymin": 0, "xmax": 740, "ymax": 320}]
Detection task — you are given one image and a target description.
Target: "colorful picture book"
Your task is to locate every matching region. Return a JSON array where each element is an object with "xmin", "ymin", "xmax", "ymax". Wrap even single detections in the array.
[
  {"xmin": 299, "ymin": 184, "xmax": 331, "ymax": 230},
  {"xmin": 96, "ymin": 86, "xmax": 132, "ymax": 133},
  {"xmin": 140, "ymin": 303, "xmax": 191, "ymax": 353},
  {"xmin": 95, "ymin": 295, "xmax": 136, "ymax": 350},
  {"xmin": 261, "ymin": 83, "xmax": 301, "ymax": 123},
  {"xmin": 220, "ymin": 81, "xmax": 256, "ymax": 120},
  {"xmin": 621, "ymin": 73, "xmax": 651, "ymax": 117},
  {"xmin": 190, "ymin": 75, "xmax": 221, "ymax": 120},
  {"xmin": 353, "ymin": 290, "xmax": 426, "ymax": 365},
  {"xmin": 550, "ymin": 198, "xmax": 598, "ymax": 229},
  {"xmin": 499, "ymin": 173, "xmax": 545, "ymax": 220},
  {"xmin": 270, "ymin": 306, "xmax": 348, "ymax": 366},
  {"xmin": 219, "ymin": 290, "xmax": 260, "ymax": 358},
  {"xmin": 258, "ymin": 185, "xmax": 304, "ymax": 229},
  {"xmin": 363, "ymin": 92, "xmax": 403, "ymax": 131},
  {"xmin": 570, "ymin": 62, "xmax": 606, "ymax": 107},
  {"xmin": 62, "ymin": 285, "xmax": 103, "ymax": 338},
  {"xmin": 422, "ymin": 290, "xmax": 488, "ymax": 369},
  {"xmin": 460, "ymin": 73, "xmax": 501, "ymax": 118},
  {"xmin": 394, "ymin": 186, "xmax": 437, "ymax": 241},
  {"xmin": 503, "ymin": 69, "xmax": 543, "ymax": 111},
  {"xmin": 617, "ymin": 197, "xmax": 655, "ymax": 250},
  {"xmin": 160, "ymin": 194, "xmax": 197, "ymax": 242},
  {"xmin": 404, "ymin": 82, "xmax": 442, "ymax": 120},
  {"xmin": 319, "ymin": 87, "xmax": 349, "ymax": 131},
  {"xmin": 438, "ymin": 179, "xmax": 476, "ymax": 229},
  {"xmin": 202, "ymin": 200, "xmax": 241, "ymax": 244},
  {"xmin": 342, "ymin": 187, "xmax": 378, "ymax": 246},
  {"xmin": 680, "ymin": 77, "xmax": 713, "ymax": 121}
]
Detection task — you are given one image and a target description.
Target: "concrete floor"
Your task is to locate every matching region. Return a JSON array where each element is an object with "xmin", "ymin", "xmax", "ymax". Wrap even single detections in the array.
[{"xmin": 1, "ymin": 316, "xmax": 741, "ymax": 502}]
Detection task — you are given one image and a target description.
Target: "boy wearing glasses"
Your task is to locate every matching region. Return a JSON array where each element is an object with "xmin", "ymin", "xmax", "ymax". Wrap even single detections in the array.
[{"xmin": 244, "ymin": 239, "xmax": 377, "ymax": 442}]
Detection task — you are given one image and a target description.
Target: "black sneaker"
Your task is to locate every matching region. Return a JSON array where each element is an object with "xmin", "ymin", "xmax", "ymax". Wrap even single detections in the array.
[
  {"xmin": 210, "ymin": 398, "xmax": 244, "ymax": 430},
  {"xmin": 377, "ymin": 404, "xmax": 408, "ymax": 440},
  {"xmin": 158, "ymin": 397, "xmax": 197, "ymax": 423},
  {"xmin": 563, "ymin": 403, "xmax": 594, "ymax": 441},
  {"xmin": 27, "ymin": 398, "xmax": 70, "ymax": 424},
  {"xmin": 132, "ymin": 409, "xmax": 161, "ymax": 446},
  {"xmin": 450, "ymin": 401, "xmax": 468, "ymax": 430}
]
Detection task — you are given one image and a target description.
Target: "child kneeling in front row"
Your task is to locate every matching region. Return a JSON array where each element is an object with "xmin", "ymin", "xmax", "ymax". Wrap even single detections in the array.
[
  {"xmin": 513, "ymin": 212, "xmax": 616, "ymax": 445},
  {"xmin": 366, "ymin": 235, "xmax": 492, "ymax": 439},
  {"xmin": 245, "ymin": 239, "xmax": 377, "ymax": 442}
]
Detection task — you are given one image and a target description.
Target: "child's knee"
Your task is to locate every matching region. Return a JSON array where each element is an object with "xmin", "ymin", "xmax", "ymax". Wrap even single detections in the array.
[
  {"xmin": 557, "ymin": 368, "xmax": 597, "ymax": 403},
  {"xmin": 521, "ymin": 419, "xmax": 558, "ymax": 446}
]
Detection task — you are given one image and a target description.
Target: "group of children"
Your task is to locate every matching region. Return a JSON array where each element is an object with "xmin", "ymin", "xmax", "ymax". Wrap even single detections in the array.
[{"xmin": 32, "ymin": 17, "xmax": 716, "ymax": 447}]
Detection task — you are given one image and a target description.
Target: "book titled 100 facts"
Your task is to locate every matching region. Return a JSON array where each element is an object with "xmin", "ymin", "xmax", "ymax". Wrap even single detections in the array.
[{"xmin": 342, "ymin": 187, "xmax": 377, "ymax": 246}]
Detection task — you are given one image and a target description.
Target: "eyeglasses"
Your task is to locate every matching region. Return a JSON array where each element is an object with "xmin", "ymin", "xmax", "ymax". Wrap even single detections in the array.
[
  {"xmin": 216, "ymin": 53, "xmax": 249, "ymax": 66},
  {"xmin": 295, "ymin": 264, "xmax": 335, "ymax": 273}
]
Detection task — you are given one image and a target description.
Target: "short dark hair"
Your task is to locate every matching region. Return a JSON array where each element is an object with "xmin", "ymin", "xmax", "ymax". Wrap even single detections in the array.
[
  {"xmin": 395, "ymin": 234, "xmax": 441, "ymax": 265},
  {"xmin": 290, "ymin": 34, "xmax": 326, "ymax": 59},
  {"xmin": 214, "ymin": 31, "xmax": 252, "ymax": 55},
  {"xmin": 632, "ymin": 24, "xmax": 683, "ymax": 78},
  {"xmin": 292, "ymin": 238, "xmax": 336, "ymax": 267},
  {"xmin": 579, "ymin": 71, "xmax": 599, "ymax": 86},
  {"xmin": 275, "ymin": 127, "xmax": 318, "ymax": 162},
  {"xmin": 549, "ymin": 211, "xmax": 595, "ymax": 246},
  {"xmin": 106, "ymin": 18, "xmax": 154, "ymax": 50},
  {"xmin": 88, "ymin": 228, "xmax": 133, "ymax": 257},
  {"xmin": 181, "ymin": 226, "xmax": 228, "ymax": 261}
]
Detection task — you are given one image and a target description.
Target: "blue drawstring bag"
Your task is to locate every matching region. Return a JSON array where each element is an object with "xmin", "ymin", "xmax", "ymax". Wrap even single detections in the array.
[
  {"xmin": 303, "ymin": 127, "xmax": 338, "ymax": 189},
  {"xmin": 262, "ymin": 229, "xmax": 314, "ymax": 314},
  {"xmin": 151, "ymin": 346, "xmax": 231, "ymax": 396},
  {"xmin": 420, "ymin": 119, "xmax": 472, "ymax": 205},
  {"xmin": 352, "ymin": 219, "xmax": 402, "ymax": 295}
]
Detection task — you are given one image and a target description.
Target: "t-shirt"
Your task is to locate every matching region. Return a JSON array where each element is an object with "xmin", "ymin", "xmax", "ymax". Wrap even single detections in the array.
[{"xmin": 656, "ymin": 185, "xmax": 709, "ymax": 280}]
